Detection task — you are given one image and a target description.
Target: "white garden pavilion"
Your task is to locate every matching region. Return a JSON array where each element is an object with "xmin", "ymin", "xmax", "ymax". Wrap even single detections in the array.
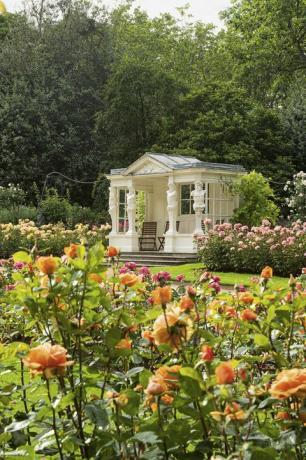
[{"xmin": 106, "ymin": 153, "xmax": 245, "ymax": 254}]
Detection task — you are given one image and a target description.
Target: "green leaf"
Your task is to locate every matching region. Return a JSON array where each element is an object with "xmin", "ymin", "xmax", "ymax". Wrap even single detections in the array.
[
  {"xmin": 248, "ymin": 447, "xmax": 277, "ymax": 460},
  {"xmin": 139, "ymin": 369, "xmax": 153, "ymax": 387},
  {"xmin": 266, "ymin": 306, "xmax": 276, "ymax": 323},
  {"xmin": 126, "ymin": 366, "xmax": 144, "ymax": 378},
  {"xmin": 253, "ymin": 334, "xmax": 270, "ymax": 349},
  {"xmin": 13, "ymin": 251, "xmax": 31, "ymax": 263},
  {"xmin": 5, "ymin": 419, "xmax": 32, "ymax": 432},
  {"xmin": 1, "ymin": 446, "xmax": 35, "ymax": 459},
  {"xmin": 131, "ymin": 432, "xmax": 160, "ymax": 445},
  {"xmin": 121, "ymin": 390, "xmax": 140, "ymax": 416},
  {"xmin": 84, "ymin": 402, "xmax": 109, "ymax": 428},
  {"xmin": 179, "ymin": 367, "xmax": 202, "ymax": 399},
  {"xmin": 105, "ymin": 327, "xmax": 122, "ymax": 349}
]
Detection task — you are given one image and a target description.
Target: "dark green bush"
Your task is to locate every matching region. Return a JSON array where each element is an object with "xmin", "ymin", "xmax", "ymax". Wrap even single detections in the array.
[{"xmin": 38, "ymin": 189, "xmax": 72, "ymax": 224}]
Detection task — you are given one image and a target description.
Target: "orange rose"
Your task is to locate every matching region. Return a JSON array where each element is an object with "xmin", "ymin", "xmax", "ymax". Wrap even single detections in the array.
[
  {"xmin": 88, "ymin": 273, "xmax": 103, "ymax": 283},
  {"xmin": 151, "ymin": 286, "xmax": 172, "ymax": 305},
  {"xmin": 225, "ymin": 306, "xmax": 237, "ymax": 318},
  {"xmin": 240, "ymin": 308, "xmax": 257, "ymax": 321},
  {"xmin": 153, "ymin": 307, "xmax": 193, "ymax": 351},
  {"xmin": 106, "ymin": 246, "xmax": 119, "ymax": 258},
  {"xmin": 142, "ymin": 330, "xmax": 155, "ymax": 343},
  {"xmin": 115, "ymin": 338, "xmax": 132, "ymax": 350},
  {"xmin": 36, "ymin": 256, "xmax": 58, "ymax": 275},
  {"xmin": 155, "ymin": 365, "xmax": 181, "ymax": 389},
  {"xmin": 201, "ymin": 345, "xmax": 214, "ymax": 362},
  {"xmin": 261, "ymin": 266, "xmax": 273, "ymax": 279},
  {"xmin": 224, "ymin": 402, "xmax": 246, "ymax": 421},
  {"xmin": 64, "ymin": 243, "xmax": 79, "ymax": 258},
  {"xmin": 179, "ymin": 295, "xmax": 194, "ymax": 311},
  {"xmin": 146, "ymin": 378, "xmax": 167, "ymax": 395},
  {"xmin": 119, "ymin": 273, "xmax": 139, "ymax": 287},
  {"xmin": 215, "ymin": 362, "xmax": 235, "ymax": 384},
  {"xmin": 239, "ymin": 292, "xmax": 254, "ymax": 305},
  {"xmin": 269, "ymin": 369, "xmax": 306, "ymax": 399},
  {"xmin": 23, "ymin": 343, "xmax": 74, "ymax": 378},
  {"xmin": 161, "ymin": 394, "xmax": 174, "ymax": 405}
]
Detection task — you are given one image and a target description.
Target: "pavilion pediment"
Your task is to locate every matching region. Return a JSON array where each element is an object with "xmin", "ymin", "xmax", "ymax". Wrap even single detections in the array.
[{"xmin": 123, "ymin": 156, "xmax": 171, "ymax": 176}]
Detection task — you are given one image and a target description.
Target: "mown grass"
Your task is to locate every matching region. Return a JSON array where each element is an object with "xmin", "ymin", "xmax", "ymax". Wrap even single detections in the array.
[{"xmin": 151, "ymin": 262, "xmax": 289, "ymax": 289}]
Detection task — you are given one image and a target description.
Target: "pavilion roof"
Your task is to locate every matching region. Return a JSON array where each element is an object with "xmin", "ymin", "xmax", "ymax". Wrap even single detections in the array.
[{"xmin": 110, "ymin": 153, "xmax": 245, "ymax": 175}]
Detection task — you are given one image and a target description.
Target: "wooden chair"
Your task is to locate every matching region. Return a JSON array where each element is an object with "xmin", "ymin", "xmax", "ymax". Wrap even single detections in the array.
[
  {"xmin": 139, "ymin": 222, "xmax": 157, "ymax": 251},
  {"xmin": 158, "ymin": 221, "xmax": 180, "ymax": 251}
]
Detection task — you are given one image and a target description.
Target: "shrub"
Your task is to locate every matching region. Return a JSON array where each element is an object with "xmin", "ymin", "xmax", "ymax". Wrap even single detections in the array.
[
  {"xmin": 0, "ymin": 220, "xmax": 110, "ymax": 257},
  {"xmin": 231, "ymin": 171, "xmax": 279, "ymax": 226},
  {"xmin": 68, "ymin": 204, "xmax": 108, "ymax": 227},
  {"xmin": 0, "ymin": 245, "xmax": 305, "ymax": 459},
  {"xmin": 285, "ymin": 171, "xmax": 306, "ymax": 221},
  {"xmin": 38, "ymin": 189, "xmax": 72, "ymax": 224},
  {"xmin": 197, "ymin": 220, "xmax": 306, "ymax": 276},
  {"xmin": 0, "ymin": 206, "xmax": 37, "ymax": 224}
]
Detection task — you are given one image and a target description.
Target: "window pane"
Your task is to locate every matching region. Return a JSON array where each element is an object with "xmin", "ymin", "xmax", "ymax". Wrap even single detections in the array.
[
  {"xmin": 119, "ymin": 189, "xmax": 126, "ymax": 203},
  {"xmin": 119, "ymin": 204, "xmax": 126, "ymax": 218},
  {"xmin": 181, "ymin": 184, "xmax": 191, "ymax": 200},
  {"xmin": 181, "ymin": 200, "xmax": 190, "ymax": 215}
]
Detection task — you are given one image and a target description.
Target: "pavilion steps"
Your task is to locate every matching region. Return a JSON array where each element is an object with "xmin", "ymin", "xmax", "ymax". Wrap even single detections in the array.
[{"xmin": 119, "ymin": 252, "xmax": 198, "ymax": 267}]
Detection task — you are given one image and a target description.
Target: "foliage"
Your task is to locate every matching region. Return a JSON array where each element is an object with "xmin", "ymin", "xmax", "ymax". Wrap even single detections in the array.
[
  {"xmin": 0, "ymin": 0, "xmax": 304, "ymax": 209},
  {"xmin": 68, "ymin": 204, "xmax": 109, "ymax": 227},
  {"xmin": 0, "ymin": 244, "xmax": 306, "ymax": 459},
  {"xmin": 222, "ymin": 0, "xmax": 306, "ymax": 102},
  {"xmin": 231, "ymin": 172, "xmax": 280, "ymax": 226},
  {"xmin": 0, "ymin": 206, "xmax": 37, "ymax": 224},
  {"xmin": 0, "ymin": 183, "xmax": 25, "ymax": 210},
  {"xmin": 38, "ymin": 189, "xmax": 72, "ymax": 225},
  {"xmin": 0, "ymin": 220, "xmax": 110, "ymax": 257},
  {"xmin": 197, "ymin": 220, "xmax": 306, "ymax": 276},
  {"xmin": 285, "ymin": 172, "xmax": 306, "ymax": 221}
]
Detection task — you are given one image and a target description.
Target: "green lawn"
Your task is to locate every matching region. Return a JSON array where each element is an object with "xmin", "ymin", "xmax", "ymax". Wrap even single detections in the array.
[{"xmin": 151, "ymin": 263, "xmax": 289, "ymax": 289}]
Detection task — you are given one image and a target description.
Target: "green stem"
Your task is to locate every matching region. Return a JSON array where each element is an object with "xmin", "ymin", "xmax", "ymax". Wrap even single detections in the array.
[
  {"xmin": 46, "ymin": 379, "xmax": 64, "ymax": 460},
  {"xmin": 20, "ymin": 360, "xmax": 31, "ymax": 446},
  {"xmin": 157, "ymin": 397, "xmax": 169, "ymax": 460}
]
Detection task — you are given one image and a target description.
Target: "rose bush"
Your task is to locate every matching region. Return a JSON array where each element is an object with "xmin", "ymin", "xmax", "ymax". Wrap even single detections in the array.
[
  {"xmin": 0, "ymin": 219, "xmax": 110, "ymax": 257},
  {"xmin": 197, "ymin": 220, "xmax": 306, "ymax": 276},
  {"xmin": 0, "ymin": 246, "xmax": 305, "ymax": 459}
]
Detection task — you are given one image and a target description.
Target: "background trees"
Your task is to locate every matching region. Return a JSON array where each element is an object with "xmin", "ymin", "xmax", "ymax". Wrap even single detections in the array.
[{"xmin": 0, "ymin": 0, "xmax": 304, "ymax": 212}]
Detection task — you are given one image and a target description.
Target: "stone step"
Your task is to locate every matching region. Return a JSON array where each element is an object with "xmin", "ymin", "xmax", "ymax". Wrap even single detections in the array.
[{"xmin": 119, "ymin": 252, "xmax": 198, "ymax": 266}]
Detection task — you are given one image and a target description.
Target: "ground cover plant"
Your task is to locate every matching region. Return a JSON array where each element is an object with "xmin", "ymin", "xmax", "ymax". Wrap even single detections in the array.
[
  {"xmin": 0, "ymin": 245, "xmax": 306, "ymax": 459},
  {"xmin": 197, "ymin": 220, "xmax": 306, "ymax": 276}
]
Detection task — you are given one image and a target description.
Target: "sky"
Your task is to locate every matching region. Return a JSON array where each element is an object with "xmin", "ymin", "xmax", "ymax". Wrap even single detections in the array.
[{"xmin": 4, "ymin": 0, "xmax": 231, "ymax": 26}]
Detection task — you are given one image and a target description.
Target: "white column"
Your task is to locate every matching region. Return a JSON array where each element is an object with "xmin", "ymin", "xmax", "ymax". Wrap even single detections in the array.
[
  {"xmin": 164, "ymin": 177, "xmax": 178, "ymax": 252},
  {"xmin": 192, "ymin": 181, "xmax": 205, "ymax": 235},
  {"xmin": 109, "ymin": 185, "xmax": 117, "ymax": 234},
  {"xmin": 166, "ymin": 177, "xmax": 178, "ymax": 235},
  {"xmin": 127, "ymin": 185, "xmax": 136, "ymax": 234}
]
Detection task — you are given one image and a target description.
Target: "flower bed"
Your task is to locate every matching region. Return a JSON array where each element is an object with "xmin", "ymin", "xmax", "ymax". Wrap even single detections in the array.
[
  {"xmin": 197, "ymin": 220, "xmax": 306, "ymax": 276},
  {"xmin": 0, "ymin": 220, "xmax": 110, "ymax": 257},
  {"xmin": 0, "ymin": 245, "xmax": 306, "ymax": 459}
]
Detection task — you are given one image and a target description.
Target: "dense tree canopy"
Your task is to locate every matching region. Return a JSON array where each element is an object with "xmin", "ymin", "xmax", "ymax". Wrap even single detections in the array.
[{"xmin": 0, "ymin": 0, "xmax": 305, "ymax": 209}]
